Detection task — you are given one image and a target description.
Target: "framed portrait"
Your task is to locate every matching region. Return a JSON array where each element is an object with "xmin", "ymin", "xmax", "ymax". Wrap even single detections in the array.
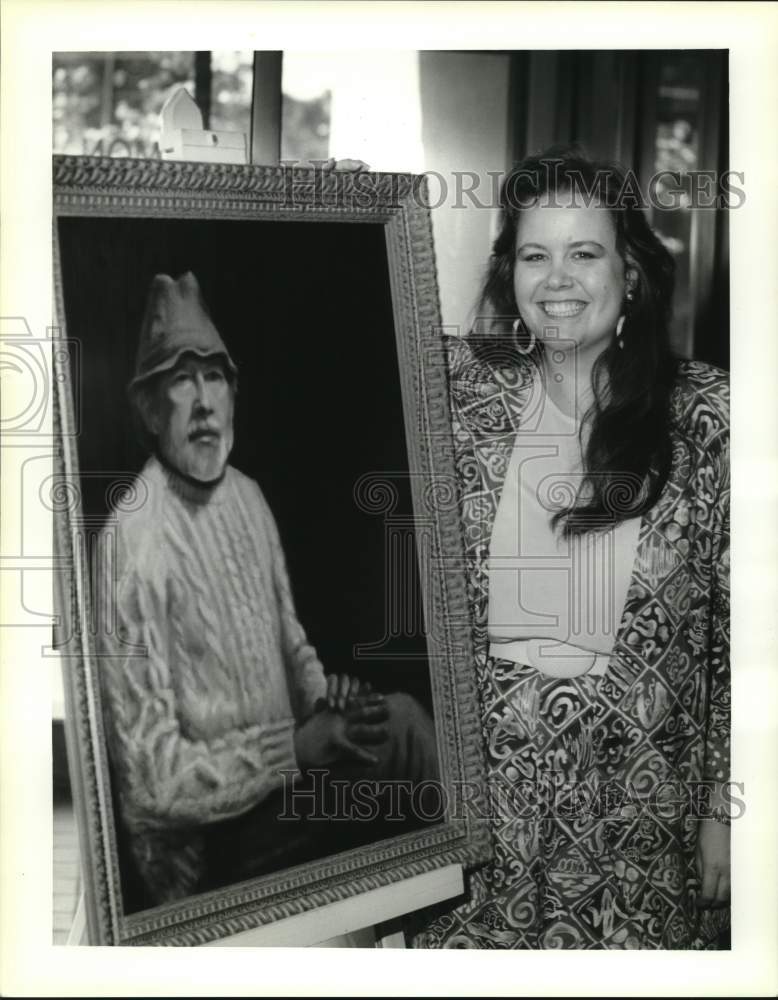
[{"xmin": 51, "ymin": 155, "xmax": 490, "ymax": 946}]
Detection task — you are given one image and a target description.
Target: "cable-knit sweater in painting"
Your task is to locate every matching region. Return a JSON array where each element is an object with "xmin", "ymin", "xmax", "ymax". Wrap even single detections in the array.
[{"xmin": 95, "ymin": 456, "xmax": 327, "ymax": 904}]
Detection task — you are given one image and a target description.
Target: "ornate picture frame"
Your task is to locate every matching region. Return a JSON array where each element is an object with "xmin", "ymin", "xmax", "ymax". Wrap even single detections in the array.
[{"xmin": 52, "ymin": 155, "xmax": 490, "ymax": 946}]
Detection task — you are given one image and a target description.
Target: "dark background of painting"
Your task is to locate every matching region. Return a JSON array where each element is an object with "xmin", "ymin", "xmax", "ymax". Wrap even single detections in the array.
[{"xmin": 57, "ymin": 215, "xmax": 432, "ymax": 707}]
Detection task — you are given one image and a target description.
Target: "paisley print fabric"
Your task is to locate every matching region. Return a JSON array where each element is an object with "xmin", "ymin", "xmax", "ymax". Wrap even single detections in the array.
[{"xmin": 413, "ymin": 337, "xmax": 730, "ymax": 949}]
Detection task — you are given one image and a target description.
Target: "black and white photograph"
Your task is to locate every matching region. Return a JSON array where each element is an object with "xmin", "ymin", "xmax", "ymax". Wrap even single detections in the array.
[
  {"xmin": 52, "ymin": 43, "xmax": 732, "ymax": 949},
  {"xmin": 1, "ymin": 1, "xmax": 777, "ymax": 995}
]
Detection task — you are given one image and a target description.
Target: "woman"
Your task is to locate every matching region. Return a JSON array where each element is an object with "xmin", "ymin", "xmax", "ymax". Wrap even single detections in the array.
[{"xmin": 414, "ymin": 148, "xmax": 730, "ymax": 949}]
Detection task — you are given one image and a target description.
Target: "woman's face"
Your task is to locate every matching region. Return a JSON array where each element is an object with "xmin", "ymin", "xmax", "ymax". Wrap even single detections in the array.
[{"xmin": 513, "ymin": 198, "xmax": 629, "ymax": 356}]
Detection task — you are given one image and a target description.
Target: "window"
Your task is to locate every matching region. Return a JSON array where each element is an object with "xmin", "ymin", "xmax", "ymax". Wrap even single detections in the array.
[
  {"xmin": 281, "ymin": 51, "xmax": 424, "ymax": 172},
  {"xmin": 53, "ymin": 51, "xmax": 252, "ymax": 158},
  {"xmin": 647, "ymin": 52, "xmax": 707, "ymax": 358},
  {"xmin": 280, "ymin": 52, "xmax": 332, "ymax": 165}
]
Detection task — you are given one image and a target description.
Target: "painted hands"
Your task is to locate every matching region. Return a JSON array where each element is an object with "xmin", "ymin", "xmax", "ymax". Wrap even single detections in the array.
[{"xmin": 295, "ymin": 676, "xmax": 388, "ymax": 769}]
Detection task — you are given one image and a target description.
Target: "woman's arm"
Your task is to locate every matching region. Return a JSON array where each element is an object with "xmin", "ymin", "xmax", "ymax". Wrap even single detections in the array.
[
  {"xmin": 697, "ymin": 426, "xmax": 731, "ymax": 908},
  {"xmin": 703, "ymin": 435, "xmax": 730, "ymax": 796}
]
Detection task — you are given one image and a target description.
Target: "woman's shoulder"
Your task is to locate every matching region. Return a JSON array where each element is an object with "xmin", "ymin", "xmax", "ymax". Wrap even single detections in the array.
[
  {"xmin": 675, "ymin": 358, "xmax": 729, "ymax": 392},
  {"xmin": 443, "ymin": 332, "xmax": 486, "ymax": 380},
  {"xmin": 670, "ymin": 359, "xmax": 729, "ymax": 447},
  {"xmin": 672, "ymin": 358, "xmax": 729, "ymax": 410},
  {"xmin": 444, "ymin": 332, "xmax": 533, "ymax": 397}
]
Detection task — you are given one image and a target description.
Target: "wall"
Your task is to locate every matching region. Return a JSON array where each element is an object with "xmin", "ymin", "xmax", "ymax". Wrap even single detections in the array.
[{"xmin": 419, "ymin": 51, "xmax": 512, "ymax": 334}]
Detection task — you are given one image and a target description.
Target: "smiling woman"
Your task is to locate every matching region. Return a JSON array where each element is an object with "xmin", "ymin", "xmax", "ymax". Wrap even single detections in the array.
[
  {"xmin": 411, "ymin": 146, "xmax": 731, "ymax": 949},
  {"xmin": 513, "ymin": 202, "xmax": 635, "ymax": 371}
]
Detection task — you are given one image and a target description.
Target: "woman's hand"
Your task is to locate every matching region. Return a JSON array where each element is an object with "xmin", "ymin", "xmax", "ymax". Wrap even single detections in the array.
[{"xmin": 696, "ymin": 819, "xmax": 731, "ymax": 908}]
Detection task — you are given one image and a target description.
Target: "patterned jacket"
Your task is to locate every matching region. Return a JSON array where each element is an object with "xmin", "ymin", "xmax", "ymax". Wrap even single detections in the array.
[{"xmin": 447, "ymin": 335, "xmax": 730, "ymax": 794}]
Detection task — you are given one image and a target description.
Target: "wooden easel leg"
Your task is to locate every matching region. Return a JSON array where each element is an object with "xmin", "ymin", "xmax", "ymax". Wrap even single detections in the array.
[{"xmin": 66, "ymin": 891, "xmax": 87, "ymax": 946}]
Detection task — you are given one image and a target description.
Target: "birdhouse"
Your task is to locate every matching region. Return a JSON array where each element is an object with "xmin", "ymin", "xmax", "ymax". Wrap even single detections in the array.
[{"xmin": 159, "ymin": 87, "xmax": 247, "ymax": 165}]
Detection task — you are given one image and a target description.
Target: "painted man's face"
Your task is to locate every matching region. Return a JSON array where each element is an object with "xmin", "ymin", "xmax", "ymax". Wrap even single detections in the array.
[{"xmin": 150, "ymin": 354, "xmax": 235, "ymax": 482}]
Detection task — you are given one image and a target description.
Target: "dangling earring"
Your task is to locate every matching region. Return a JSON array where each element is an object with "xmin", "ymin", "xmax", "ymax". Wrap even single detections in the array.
[
  {"xmin": 616, "ymin": 314, "xmax": 626, "ymax": 349},
  {"xmin": 512, "ymin": 316, "xmax": 536, "ymax": 355},
  {"xmin": 616, "ymin": 288, "xmax": 635, "ymax": 350}
]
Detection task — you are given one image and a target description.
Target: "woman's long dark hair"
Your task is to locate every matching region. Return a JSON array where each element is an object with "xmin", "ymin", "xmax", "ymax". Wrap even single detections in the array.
[{"xmin": 470, "ymin": 145, "xmax": 679, "ymax": 535}]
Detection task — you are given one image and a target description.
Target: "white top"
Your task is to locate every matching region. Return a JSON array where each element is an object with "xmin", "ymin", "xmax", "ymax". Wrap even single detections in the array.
[{"xmin": 487, "ymin": 371, "xmax": 642, "ymax": 678}]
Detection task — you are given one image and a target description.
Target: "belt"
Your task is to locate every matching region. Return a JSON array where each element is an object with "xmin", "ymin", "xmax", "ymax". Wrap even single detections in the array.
[{"xmin": 488, "ymin": 638, "xmax": 610, "ymax": 678}]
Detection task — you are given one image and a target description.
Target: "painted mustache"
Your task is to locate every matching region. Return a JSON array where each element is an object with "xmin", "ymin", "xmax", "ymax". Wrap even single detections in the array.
[{"xmin": 188, "ymin": 426, "xmax": 221, "ymax": 441}]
